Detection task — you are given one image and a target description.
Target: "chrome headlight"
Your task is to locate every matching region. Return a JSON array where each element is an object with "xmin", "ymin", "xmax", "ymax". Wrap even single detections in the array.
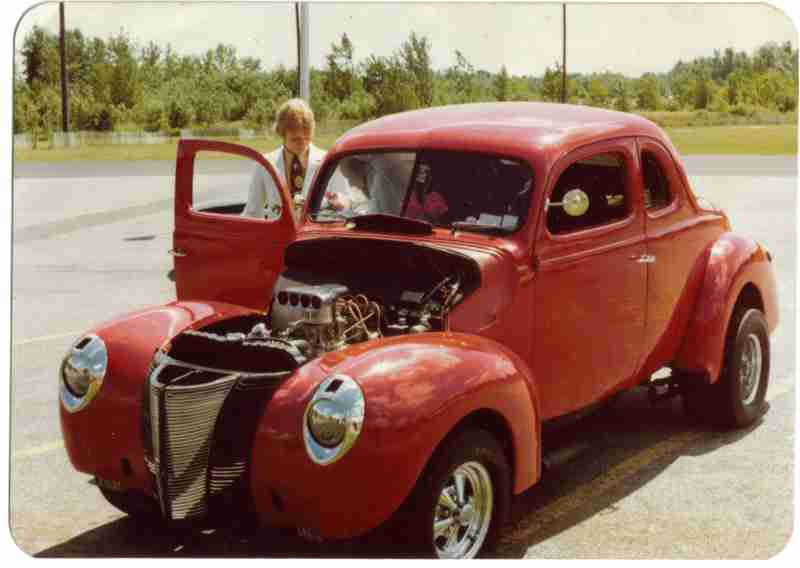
[
  {"xmin": 59, "ymin": 334, "xmax": 108, "ymax": 413},
  {"xmin": 303, "ymin": 374, "xmax": 364, "ymax": 465}
]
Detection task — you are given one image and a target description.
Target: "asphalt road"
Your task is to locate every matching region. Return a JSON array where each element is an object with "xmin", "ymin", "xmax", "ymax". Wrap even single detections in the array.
[{"xmin": 8, "ymin": 155, "xmax": 797, "ymax": 558}]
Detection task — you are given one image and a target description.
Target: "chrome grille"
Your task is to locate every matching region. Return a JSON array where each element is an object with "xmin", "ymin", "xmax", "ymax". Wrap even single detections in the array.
[
  {"xmin": 146, "ymin": 351, "xmax": 292, "ymax": 522},
  {"xmin": 161, "ymin": 373, "xmax": 238, "ymax": 520},
  {"xmin": 209, "ymin": 462, "xmax": 248, "ymax": 496},
  {"xmin": 149, "ymin": 384, "xmax": 161, "ymax": 466}
]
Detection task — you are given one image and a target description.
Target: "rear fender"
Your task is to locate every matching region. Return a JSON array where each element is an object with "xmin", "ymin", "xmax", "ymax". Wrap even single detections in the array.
[{"xmin": 674, "ymin": 233, "xmax": 778, "ymax": 384}]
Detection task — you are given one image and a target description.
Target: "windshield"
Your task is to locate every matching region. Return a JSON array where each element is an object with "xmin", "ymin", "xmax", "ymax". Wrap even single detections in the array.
[{"xmin": 309, "ymin": 150, "xmax": 534, "ymax": 233}]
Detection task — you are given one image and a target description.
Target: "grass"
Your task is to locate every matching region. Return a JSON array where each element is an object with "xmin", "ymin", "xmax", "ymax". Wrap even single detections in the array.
[
  {"xmin": 664, "ymin": 124, "xmax": 797, "ymax": 155},
  {"xmin": 13, "ymin": 131, "xmax": 345, "ymax": 163},
  {"xmin": 13, "ymin": 124, "xmax": 797, "ymax": 163},
  {"xmin": 638, "ymin": 109, "xmax": 797, "ymax": 128}
]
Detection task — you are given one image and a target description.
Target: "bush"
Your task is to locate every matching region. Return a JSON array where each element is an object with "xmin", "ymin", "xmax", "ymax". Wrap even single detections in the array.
[
  {"xmin": 244, "ymin": 97, "xmax": 280, "ymax": 131},
  {"xmin": 730, "ymin": 103, "xmax": 756, "ymax": 117},
  {"xmin": 691, "ymin": 109, "xmax": 711, "ymax": 126},
  {"xmin": 94, "ymin": 107, "xmax": 114, "ymax": 131},
  {"xmin": 310, "ymin": 90, "xmax": 337, "ymax": 124},
  {"xmin": 13, "ymin": 86, "xmax": 37, "ymax": 134},
  {"xmin": 165, "ymin": 95, "xmax": 192, "ymax": 129},
  {"xmin": 141, "ymin": 98, "xmax": 167, "ymax": 132},
  {"xmin": 337, "ymin": 90, "xmax": 377, "ymax": 121},
  {"xmin": 110, "ymin": 104, "xmax": 133, "ymax": 131}
]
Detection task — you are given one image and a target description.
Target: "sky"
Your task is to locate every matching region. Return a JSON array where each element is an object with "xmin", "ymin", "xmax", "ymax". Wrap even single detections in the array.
[{"xmin": 11, "ymin": 0, "xmax": 799, "ymax": 78}]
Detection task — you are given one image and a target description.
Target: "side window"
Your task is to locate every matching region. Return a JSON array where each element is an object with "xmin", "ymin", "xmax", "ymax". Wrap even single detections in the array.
[
  {"xmin": 641, "ymin": 152, "xmax": 672, "ymax": 210},
  {"xmin": 547, "ymin": 152, "xmax": 628, "ymax": 235},
  {"xmin": 191, "ymin": 151, "xmax": 280, "ymax": 220}
]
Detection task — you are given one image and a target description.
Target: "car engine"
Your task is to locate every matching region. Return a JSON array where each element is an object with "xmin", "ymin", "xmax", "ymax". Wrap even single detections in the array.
[
  {"xmin": 267, "ymin": 275, "xmax": 462, "ymax": 360},
  {"xmin": 163, "ymin": 239, "xmax": 479, "ymax": 374}
]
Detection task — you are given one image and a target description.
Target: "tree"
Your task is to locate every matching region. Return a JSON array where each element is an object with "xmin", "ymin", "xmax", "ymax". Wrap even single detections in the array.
[
  {"xmin": 636, "ymin": 74, "xmax": 662, "ymax": 110},
  {"xmin": 324, "ymin": 33, "xmax": 356, "ymax": 101},
  {"xmin": 693, "ymin": 76, "xmax": 715, "ymax": 110},
  {"xmin": 441, "ymin": 50, "xmax": 485, "ymax": 104},
  {"xmin": 400, "ymin": 32, "xmax": 434, "ymax": 106},
  {"xmin": 494, "ymin": 65, "xmax": 510, "ymax": 101},
  {"xmin": 541, "ymin": 63, "xmax": 562, "ymax": 102},
  {"xmin": 139, "ymin": 41, "xmax": 162, "ymax": 92},
  {"xmin": 20, "ymin": 25, "xmax": 59, "ymax": 87},
  {"xmin": 363, "ymin": 54, "xmax": 420, "ymax": 116},
  {"xmin": 64, "ymin": 29, "xmax": 89, "ymax": 86},
  {"xmin": 212, "ymin": 44, "xmax": 238, "ymax": 74},
  {"xmin": 611, "ymin": 79, "xmax": 632, "ymax": 112},
  {"xmin": 108, "ymin": 31, "xmax": 139, "ymax": 108},
  {"xmin": 587, "ymin": 77, "xmax": 609, "ymax": 107},
  {"xmin": 13, "ymin": 81, "xmax": 37, "ymax": 134}
]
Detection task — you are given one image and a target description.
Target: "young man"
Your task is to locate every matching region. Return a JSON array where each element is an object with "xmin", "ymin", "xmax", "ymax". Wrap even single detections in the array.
[{"xmin": 242, "ymin": 98, "xmax": 331, "ymax": 219}]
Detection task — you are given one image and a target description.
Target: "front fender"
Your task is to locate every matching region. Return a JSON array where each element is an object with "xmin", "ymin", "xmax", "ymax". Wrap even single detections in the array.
[
  {"xmin": 59, "ymin": 300, "xmax": 259, "ymax": 487},
  {"xmin": 674, "ymin": 233, "xmax": 778, "ymax": 383},
  {"xmin": 250, "ymin": 332, "xmax": 541, "ymax": 539}
]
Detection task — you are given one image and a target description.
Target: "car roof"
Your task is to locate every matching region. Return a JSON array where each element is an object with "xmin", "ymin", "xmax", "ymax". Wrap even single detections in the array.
[{"xmin": 330, "ymin": 102, "xmax": 670, "ymax": 159}]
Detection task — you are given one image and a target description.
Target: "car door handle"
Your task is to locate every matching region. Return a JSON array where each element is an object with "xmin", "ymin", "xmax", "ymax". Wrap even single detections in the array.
[
  {"xmin": 630, "ymin": 254, "xmax": 656, "ymax": 264},
  {"xmin": 168, "ymin": 248, "xmax": 187, "ymax": 257}
]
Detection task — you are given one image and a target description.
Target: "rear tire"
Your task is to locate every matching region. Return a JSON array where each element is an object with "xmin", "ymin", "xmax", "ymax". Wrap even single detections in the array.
[
  {"xmin": 398, "ymin": 428, "xmax": 511, "ymax": 558},
  {"xmin": 683, "ymin": 307, "xmax": 769, "ymax": 428}
]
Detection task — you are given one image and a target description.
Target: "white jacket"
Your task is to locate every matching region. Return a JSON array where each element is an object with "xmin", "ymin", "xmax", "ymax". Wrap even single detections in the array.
[{"xmin": 242, "ymin": 144, "xmax": 326, "ymax": 218}]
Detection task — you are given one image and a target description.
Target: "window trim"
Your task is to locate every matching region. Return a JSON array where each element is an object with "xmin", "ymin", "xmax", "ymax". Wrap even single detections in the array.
[
  {"xmin": 308, "ymin": 148, "xmax": 536, "ymax": 235},
  {"xmin": 637, "ymin": 138, "xmax": 684, "ymax": 220},
  {"xmin": 641, "ymin": 150, "xmax": 678, "ymax": 217},
  {"xmin": 544, "ymin": 147, "xmax": 637, "ymax": 240}
]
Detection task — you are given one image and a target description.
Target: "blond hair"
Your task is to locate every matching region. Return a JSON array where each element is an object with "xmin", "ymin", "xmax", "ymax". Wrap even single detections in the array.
[{"xmin": 273, "ymin": 98, "xmax": 315, "ymax": 136}]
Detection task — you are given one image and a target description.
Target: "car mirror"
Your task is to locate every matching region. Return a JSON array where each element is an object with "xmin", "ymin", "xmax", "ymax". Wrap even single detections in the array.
[{"xmin": 547, "ymin": 188, "xmax": 590, "ymax": 217}]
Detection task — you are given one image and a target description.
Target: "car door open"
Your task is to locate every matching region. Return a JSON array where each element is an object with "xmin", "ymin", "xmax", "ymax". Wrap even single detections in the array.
[{"xmin": 172, "ymin": 139, "xmax": 297, "ymax": 309}]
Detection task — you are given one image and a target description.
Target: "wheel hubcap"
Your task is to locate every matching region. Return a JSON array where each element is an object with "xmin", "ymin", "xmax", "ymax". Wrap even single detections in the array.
[
  {"xmin": 739, "ymin": 333, "xmax": 762, "ymax": 405},
  {"xmin": 433, "ymin": 461, "xmax": 493, "ymax": 559}
]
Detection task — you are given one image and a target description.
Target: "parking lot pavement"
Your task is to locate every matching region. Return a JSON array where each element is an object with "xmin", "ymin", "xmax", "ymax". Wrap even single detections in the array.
[{"xmin": 7, "ymin": 156, "xmax": 796, "ymax": 557}]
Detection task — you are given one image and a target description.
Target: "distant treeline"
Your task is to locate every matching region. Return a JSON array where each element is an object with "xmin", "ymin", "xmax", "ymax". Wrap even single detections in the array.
[{"xmin": 14, "ymin": 25, "xmax": 799, "ymax": 140}]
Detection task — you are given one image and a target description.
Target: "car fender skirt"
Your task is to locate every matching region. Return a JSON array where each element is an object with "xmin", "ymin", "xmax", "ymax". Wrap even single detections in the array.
[
  {"xmin": 249, "ymin": 332, "xmax": 541, "ymax": 539},
  {"xmin": 60, "ymin": 300, "xmax": 260, "ymax": 484},
  {"xmin": 674, "ymin": 233, "xmax": 778, "ymax": 384}
]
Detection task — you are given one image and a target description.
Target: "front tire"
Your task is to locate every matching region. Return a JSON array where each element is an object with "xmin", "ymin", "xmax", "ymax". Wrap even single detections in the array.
[
  {"xmin": 683, "ymin": 307, "xmax": 770, "ymax": 428},
  {"xmin": 400, "ymin": 429, "xmax": 511, "ymax": 558},
  {"xmin": 99, "ymin": 486, "xmax": 163, "ymax": 521}
]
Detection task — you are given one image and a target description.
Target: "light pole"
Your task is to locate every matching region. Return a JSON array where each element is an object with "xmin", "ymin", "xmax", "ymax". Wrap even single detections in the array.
[
  {"xmin": 561, "ymin": 3, "xmax": 567, "ymax": 104},
  {"xmin": 59, "ymin": 2, "xmax": 69, "ymax": 138},
  {"xmin": 295, "ymin": 2, "xmax": 310, "ymax": 101}
]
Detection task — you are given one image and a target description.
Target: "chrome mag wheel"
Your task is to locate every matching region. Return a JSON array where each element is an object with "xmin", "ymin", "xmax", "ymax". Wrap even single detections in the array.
[
  {"xmin": 433, "ymin": 461, "xmax": 493, "ymax": 559},
  {"xmin": 740, "ymin": 333, "xmax": 763, "ymax": 405}
]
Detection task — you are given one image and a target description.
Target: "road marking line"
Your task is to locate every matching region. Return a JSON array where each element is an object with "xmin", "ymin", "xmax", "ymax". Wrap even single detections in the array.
[
  {"xmin": 502, "ymin": 375, "xmax": 794, "ymax": 549},
  {"xmin": 503, "ymin": 430, "xmax": 703, "ymax": 548},
  {"xmin": 13, "ymin": 331, "xmax": 80, "ymax": 346},
  {"xmin": 766, "ymin": 375, "xmax": 794, "ymax": 403},
  {"xmin": 12, "ymin": 441, "xmax": 64, "ymax": 460}
]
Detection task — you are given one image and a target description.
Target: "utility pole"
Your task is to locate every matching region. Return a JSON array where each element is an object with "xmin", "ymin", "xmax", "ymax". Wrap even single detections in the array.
[
  {"xmin": 294, "ymin": 3, "xmax": 310, "ymax": 100},
  {"xmin": 561, "ymin": 3, "xmax": 567, "ymax": 103},
  {"xmin": 294, "ymin": 3, "xmax": 301, "ymax": 97},
  {"xmin": 59, "ymin": 2, "xmax": 69, "ymax": 138},
  {"xmin": 299, "ymin": 3, "xmax": 310, "ymax": 101}
]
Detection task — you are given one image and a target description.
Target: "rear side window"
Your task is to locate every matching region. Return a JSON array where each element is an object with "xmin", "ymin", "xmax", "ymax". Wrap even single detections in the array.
[
  {"xmin": 547, "ymin": 152, "xmax": 628, "ymax": 235},
  {"xmin": 641, "ymin": 152, "xmax": 672, "ymax": 210}
]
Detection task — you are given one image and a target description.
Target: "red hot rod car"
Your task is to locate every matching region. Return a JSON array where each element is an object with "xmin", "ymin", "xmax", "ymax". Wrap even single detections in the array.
[{"xmin": 60, "ymin": 103, "xmax": 777, "ymax": 558}]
